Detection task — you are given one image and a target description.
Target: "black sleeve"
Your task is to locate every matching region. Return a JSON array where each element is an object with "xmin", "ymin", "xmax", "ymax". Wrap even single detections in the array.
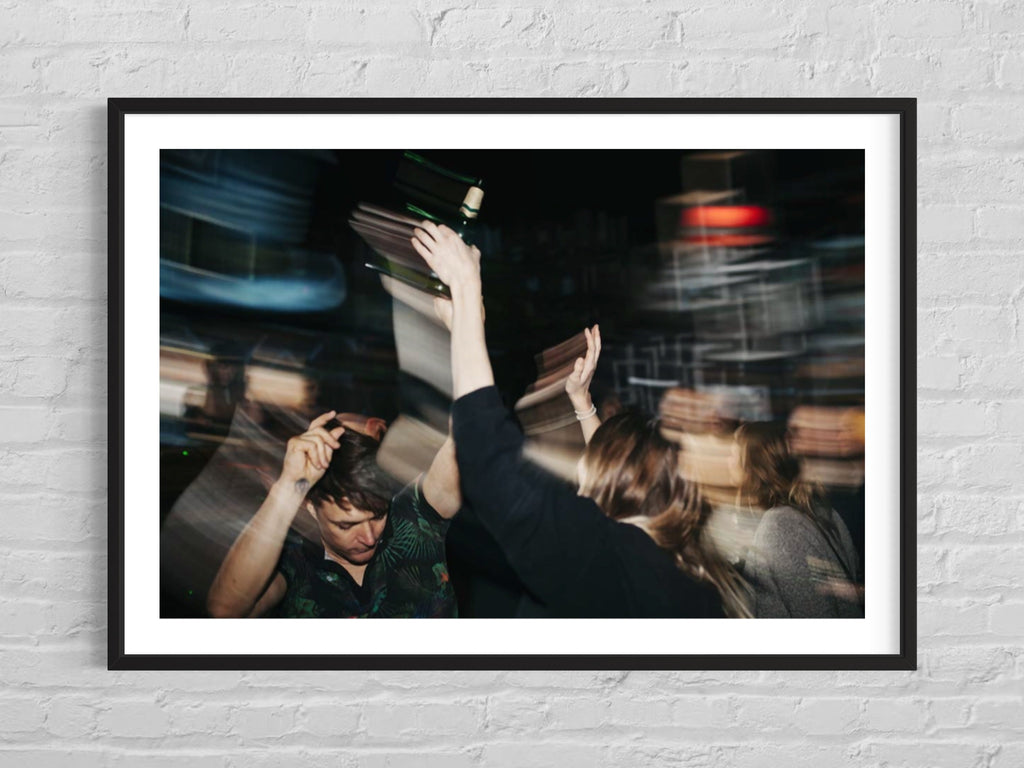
[{"xmin": 451, "ymin": 385, "xmax": 616, "ymax": 606}]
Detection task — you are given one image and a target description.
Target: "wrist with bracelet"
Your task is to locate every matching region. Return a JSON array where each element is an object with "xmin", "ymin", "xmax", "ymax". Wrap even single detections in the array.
[{"xmin": 573, "ymin": 400, "xmax": 597, "ymax": 420}]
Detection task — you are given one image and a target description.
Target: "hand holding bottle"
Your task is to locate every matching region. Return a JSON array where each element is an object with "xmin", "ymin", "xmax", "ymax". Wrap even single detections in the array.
[{"xmin": 411, "ymin": 221, "xmax": 482, "ymax": 299}]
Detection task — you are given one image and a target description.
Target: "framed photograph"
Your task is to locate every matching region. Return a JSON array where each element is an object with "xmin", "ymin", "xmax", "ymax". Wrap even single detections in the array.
[{"xmin": 109, "ymin": 98, "xmax": 915, "ymax": 670}]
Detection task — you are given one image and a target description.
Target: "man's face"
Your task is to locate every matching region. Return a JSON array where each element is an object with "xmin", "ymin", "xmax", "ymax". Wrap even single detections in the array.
[{"xmin": 309, "ymin": 499, "xmax": 388, "ymax": 565}]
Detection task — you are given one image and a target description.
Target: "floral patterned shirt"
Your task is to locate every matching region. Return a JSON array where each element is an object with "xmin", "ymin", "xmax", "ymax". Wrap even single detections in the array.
[{"xmin": 272, "ymin": 480, "xmax": 456, "ymax": 618}]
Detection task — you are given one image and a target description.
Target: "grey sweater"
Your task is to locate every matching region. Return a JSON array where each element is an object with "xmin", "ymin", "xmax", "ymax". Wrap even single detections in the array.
[{"xmin": 744, "ymin": 505, "xmax": 864, "ymax": 619}]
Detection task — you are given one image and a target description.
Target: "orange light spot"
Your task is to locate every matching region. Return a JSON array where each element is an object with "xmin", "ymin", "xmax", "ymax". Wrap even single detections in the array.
[{"xmin": 681, "ymin": 205, "xmax": 772, "ymax": 229}]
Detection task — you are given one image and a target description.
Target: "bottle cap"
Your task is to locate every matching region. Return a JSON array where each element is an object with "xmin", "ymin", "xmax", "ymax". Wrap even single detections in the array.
[{"xmin": 459, "ymin": 186, "xmax": 484, "ymax": 220}]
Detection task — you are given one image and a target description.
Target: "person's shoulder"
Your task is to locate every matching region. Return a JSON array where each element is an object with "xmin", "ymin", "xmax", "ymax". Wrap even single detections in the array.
[
  {"xmin": 452, "ymin": 385, "xmax": 504, "ymax": 419},
  {"xmin": 609, "ymin": 517, "xmax": 669, "ymax": 562},
  {"xmin": 390, "ymin": 476, "xmax": 446, "ymax": 526},
  {"xmin": 756, "ymin": 506, "xmax": 818, "ymax": 543},
  {"xmin": 761, "ymin": 504, "xmax": 804, "ymax": 523},
  {"xmin": 611, "ymin": 516, "xmax": 652, "ymax": 539},
  {"xmin": 389, "ymin": 477, "xmax": 416, "ymax": 508},
  {"xmin": 276, "ymin": 535, "xmax": 314, "ymax": 580},
  {"xmin": 821, "ymin": 505, "xmax": 851, "ymax": 532}
]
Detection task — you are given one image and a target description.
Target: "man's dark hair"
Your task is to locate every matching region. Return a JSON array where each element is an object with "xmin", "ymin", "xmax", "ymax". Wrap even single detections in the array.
[{"xmin": 307, "ymin": 428, "xmax": 399, "ymax": 518}]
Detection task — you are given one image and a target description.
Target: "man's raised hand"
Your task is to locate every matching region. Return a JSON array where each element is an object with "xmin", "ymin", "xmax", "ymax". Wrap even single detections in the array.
[{"xmin": 280, "ymin": 410, "xmax": 345, "ymax": 493}]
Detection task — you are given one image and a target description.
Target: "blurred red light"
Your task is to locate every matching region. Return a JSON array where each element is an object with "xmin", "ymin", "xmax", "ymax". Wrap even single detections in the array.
[{"xmin": 681, "ymin": 205, "xmax": 772, "ymax": 229}]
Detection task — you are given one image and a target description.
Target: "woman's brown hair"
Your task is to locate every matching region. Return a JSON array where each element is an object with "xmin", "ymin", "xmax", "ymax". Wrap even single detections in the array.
[
  {"xmin": 581, "ymin": 411, "xmax": 751, "ymax": 618},
  {"xmin": 734, "ymin": 421, "xmax": 837, "ymax": 538}
]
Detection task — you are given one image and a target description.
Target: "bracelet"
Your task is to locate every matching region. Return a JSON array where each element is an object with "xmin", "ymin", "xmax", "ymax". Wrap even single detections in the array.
[{"xmin": 574, "ymin": 404, "xmax": 597, "ymax": 421}]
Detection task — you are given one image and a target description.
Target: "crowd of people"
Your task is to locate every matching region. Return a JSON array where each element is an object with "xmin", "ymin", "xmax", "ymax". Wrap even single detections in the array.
[{"xmin": 206, "ymin": 222, "xmax": 864, "ymax": 620}]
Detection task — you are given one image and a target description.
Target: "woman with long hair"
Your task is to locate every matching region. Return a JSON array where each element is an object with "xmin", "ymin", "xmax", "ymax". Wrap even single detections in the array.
[
  {"xmin": 412, "ymin": 221, "xmax": 743, "ymax": 618},
  {"xmin": 732, "ymin": 422, "xmax": 864, "ymax": 618},
  {"xmin": 579, "ymin": 410, "xmax": 751, "ymax": 617}
]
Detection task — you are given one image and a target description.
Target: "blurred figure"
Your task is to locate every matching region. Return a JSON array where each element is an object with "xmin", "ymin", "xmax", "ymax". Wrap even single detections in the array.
[
  {"xmin": 732, "ymin": 422, "xmax": 863, "ymax": 618},
  {"xmin": 787, "ymin": 405, "xmax": 866, "ymax": 487},
  {"xmin": 206, "ymin": 410, "xmax": 461, "ymax": 618},
  {"xmin": 577, "ymin": 408, "xmax": 750, "ymax": 618},
  {"xmin": 414, "ymin": 221, "xmax": 743, "ymax": 618},
  {"xmin": 243, "ymin": 364, "xmax": 317, "ymax": 414},
  {"xmin": 660, "ymin": 387, "xmax": 740, "ymax": 507},
  {"xmin": 787, "ymin": 404, "xmax": 866, "ymax": 568},
  {"xmin": 658, "ymin": 387, "xmax": 756, "ymax": 571},
  {"xmin": 659, "ymin": 387, "xmax": 726, "ymax": 439},
  {"xmin": 788, "ymin": 405, "xmax": 865, "ymax": 460}
]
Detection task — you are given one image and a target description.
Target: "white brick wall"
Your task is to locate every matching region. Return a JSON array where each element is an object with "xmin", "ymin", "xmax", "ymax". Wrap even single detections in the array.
[{"xmin": 1, "ymin": 0, "xmax": 1021, "ymax": 764}]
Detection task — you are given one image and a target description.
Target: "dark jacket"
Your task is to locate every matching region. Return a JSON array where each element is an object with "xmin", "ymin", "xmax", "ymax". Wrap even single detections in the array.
[{"xmin": 451, "ymin": 386, "xmax": 723, "ymax": 618}]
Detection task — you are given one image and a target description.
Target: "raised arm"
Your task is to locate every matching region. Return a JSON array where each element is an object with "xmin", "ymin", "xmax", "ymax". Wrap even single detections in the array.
[
  {"xmin": 449, "ymin": 385, "xmax": 616, "ymax": 609},
  {"xmin": 411, "ymin": 223, "xmax": 617, "ymax": 609},
  {"xmin": 206, "ymin": 412, "xmax": 344, "ymax": 618},
  {"xmin": 565, "ymin": 325, "xmax": 602, "ymax": 444},
  {"xmin": 421, "ymin": 432, "xmax": 462, "ymax": 519},
  {"xmin": 411, "ymin": 221, "xmax": 493, "ymax": 398}
]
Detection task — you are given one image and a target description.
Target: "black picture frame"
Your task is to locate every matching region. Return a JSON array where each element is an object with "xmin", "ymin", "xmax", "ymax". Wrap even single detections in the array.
[{"xmin": 108, "ymin": 97, "xmax": 916, "ymax": 671}]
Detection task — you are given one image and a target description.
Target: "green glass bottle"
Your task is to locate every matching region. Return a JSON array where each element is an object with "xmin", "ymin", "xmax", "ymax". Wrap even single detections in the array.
[
  {"xmin": 405, "ymin": 183, "xmax": 484, "ymax": 245},
  {"xmin": 398, "ymin": 151, "xmax": 484, "ymax": 244},
  {"xmin": 350, "ymin": 152, "xmax": 486, "ymax": 297}
]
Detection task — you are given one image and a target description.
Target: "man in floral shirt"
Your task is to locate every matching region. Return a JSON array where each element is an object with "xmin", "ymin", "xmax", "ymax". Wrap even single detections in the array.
[
  {"xmin": 274, "ymin": 479, "xmax": 456, "ymax": 618},
  {"xmin": 206, "ymin": 411, "xmax": 460, "ymax": 619}
]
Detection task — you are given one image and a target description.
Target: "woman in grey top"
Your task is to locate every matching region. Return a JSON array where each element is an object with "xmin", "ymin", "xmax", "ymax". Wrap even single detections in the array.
[{"xmin": 732, "ymin": 423, "xmax": 864, "ymax": 619}]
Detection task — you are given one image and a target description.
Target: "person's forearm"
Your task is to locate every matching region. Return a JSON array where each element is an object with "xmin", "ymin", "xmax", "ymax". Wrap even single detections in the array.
[
  {"xmin": 569, "ymin": 393, "xmax": 601, "ymax": 444},
  {"xmin": 422, "ymin": 434, "xmax": 462, "ymax": 519},
  {"xmin": 450, "ymin": 284, "xmax": 494, "ymax": 398},
  {"xmin": 207, "ymin": 481, "xmax": 304, "ymax": 617}
]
